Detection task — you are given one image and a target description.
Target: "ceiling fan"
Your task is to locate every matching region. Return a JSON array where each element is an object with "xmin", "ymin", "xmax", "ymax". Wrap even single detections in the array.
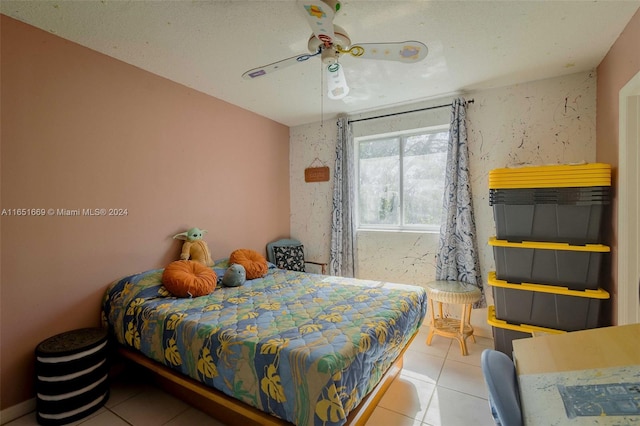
[{"xmin": 241, "ymin": 0, "xmax": 428, "ymax": 100}]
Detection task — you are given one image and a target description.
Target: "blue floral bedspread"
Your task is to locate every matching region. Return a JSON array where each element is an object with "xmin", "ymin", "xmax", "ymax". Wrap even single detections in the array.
[{"xmin": 102, "ymin": 265, "xmax": 426, "ymax": 426}]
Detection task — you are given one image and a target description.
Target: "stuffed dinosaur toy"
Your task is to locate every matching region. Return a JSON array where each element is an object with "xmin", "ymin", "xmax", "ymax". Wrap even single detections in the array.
[{"xmin": 172, "ymin": 227, "xmax": 214, "ymax": 267}]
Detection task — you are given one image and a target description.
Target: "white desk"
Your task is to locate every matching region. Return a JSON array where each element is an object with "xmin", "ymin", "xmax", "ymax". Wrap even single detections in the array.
[{"xmin": 512, "ymin": 323, "xmax": 640, "ymax": 425}]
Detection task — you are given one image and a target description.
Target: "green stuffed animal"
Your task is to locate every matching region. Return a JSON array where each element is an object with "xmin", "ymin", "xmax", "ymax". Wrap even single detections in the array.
[
  {"xmin": 172, "ymin": 227, "xmax": 214, "ymax": 267},
  {"xmin": 222, "ymin": 264, "xmax": 246, "ymax": 287}
]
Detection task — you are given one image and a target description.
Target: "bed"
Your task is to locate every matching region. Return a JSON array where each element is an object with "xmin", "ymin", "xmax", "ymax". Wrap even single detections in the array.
[{"xmin": 101, "ymin": 260, "xmax": 427, "ymax": 426}]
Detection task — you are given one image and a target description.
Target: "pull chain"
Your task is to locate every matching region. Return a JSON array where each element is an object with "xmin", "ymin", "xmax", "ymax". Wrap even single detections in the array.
[{"xmin": 320, "ymin": 60, "xmax": 325, "ymax": 128}]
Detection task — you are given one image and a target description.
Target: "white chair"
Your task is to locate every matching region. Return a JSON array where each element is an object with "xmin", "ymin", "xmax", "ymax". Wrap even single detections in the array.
[{"xmin": 481, "ymin": 349, "xmax": 523, "ymax": 426}]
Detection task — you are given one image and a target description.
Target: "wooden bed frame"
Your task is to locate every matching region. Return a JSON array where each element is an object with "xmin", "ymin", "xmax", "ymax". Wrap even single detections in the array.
[{"xmin": 116, "ymin": 332, "xmax": 417, "ymax": 426}]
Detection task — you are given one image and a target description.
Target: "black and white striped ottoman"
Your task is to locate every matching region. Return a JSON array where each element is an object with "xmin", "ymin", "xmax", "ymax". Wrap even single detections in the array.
[{"xmin": 35, "ymin": 328, "xmax": 110, "ymax": 425}]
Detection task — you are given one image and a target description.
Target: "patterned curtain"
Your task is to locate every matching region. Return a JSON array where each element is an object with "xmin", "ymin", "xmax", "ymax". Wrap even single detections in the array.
[
  {"xmin": 329, "ymin": 116, "xmax": 356, "ymax": 277},
  {"xmin": 436, "ymin": 98, "xmax": 486, "ymax": 307}
]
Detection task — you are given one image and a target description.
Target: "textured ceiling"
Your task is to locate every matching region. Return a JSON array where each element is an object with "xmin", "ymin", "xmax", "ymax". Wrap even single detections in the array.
[{"xmin": 2, "ymin": 0, "xmax": 639, "ymax": 127}]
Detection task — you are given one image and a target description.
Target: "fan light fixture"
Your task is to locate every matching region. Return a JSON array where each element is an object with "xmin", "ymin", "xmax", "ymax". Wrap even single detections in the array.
[{"xmin": 326, "ymin": 63, "xmax": 349, "ymax": 99}]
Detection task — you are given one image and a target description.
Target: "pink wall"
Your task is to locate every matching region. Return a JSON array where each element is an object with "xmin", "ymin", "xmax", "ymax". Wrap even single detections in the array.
[
  {"xmin": 1, "ymin": 15, "xmax": 290, "ymax": 410},
  {"xmin": 596, "ymin": 8, "xmax": 640, "ymax": 324}
]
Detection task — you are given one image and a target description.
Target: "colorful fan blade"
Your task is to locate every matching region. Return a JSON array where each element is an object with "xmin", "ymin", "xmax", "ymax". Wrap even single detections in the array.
[
  {"xmin": 242, "ymin": 51, "xmax": 320, "ymax": 79},
  {"xmin": 299, "ymin": 0, "xmax": 336, "ymax": 45},
  {"xmin": 348, "ymin": 41, "xmax": 428, "ymax": 63}
]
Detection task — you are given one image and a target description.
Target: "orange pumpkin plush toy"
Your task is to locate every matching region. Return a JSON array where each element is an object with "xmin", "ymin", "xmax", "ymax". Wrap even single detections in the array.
[
  {"xmin": 229, "ymin": 249, "xmax": 268, "ymax": 279},
  {"xmin": 162, "ymin": 260, "xmax": 217, "ymax": 298}
]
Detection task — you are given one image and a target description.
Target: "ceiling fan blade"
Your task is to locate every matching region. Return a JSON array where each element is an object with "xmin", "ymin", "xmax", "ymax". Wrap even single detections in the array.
[
  {"xmin": 299, "ymin": 0, "xmax": 338, "ymax": 45},
  {"xmin": 242, "ymin": 50, "xmax": 320, "ymax": 80},
  {"xmin": 347, "ymin": 41, "xmax": 428, "ymax": 63}
]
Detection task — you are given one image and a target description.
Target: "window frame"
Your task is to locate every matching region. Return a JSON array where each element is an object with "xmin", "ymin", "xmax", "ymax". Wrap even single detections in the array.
[{"xmin": 354, "ymin": 124, "xmax": 449, "ymax": 233}]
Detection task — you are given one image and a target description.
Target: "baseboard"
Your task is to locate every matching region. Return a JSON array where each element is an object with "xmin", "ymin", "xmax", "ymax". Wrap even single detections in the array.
[{"xmin": 0, "ymin": 398, "xmax": 35, "ymax": 425}]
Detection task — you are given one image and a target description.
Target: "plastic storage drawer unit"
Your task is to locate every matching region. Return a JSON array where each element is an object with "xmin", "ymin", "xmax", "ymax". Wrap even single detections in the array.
[
  {"xmin": 488, "ymin": 272, "xmax": 609, "ymax": 331},
  {"xmin": 489, "ymin": 237, "xmax": 609, "ymax": 290},
  {"xmin": 489, "ymin": 163, "xmax": 611, "ymax": 190},
  {"xmin": 490, "ymin": 186, "xmax": 610, "ymax": 244},
  {"xmin": 489, "ymin": 186, "xmax": 611, "ymax": 203},
  {"xmin": 487, "ymin": 306, "xmax": 565, "ymax": 359},
  {"xmin": 491, "ymin": 326, "xmax": 529, "ymax": 360}
]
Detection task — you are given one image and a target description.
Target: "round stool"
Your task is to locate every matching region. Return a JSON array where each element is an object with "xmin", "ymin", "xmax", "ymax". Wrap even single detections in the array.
[
  {"xmin": 425, "ymin": 280, "xmax": 482, "ymax": 356},
  {"xmin": 35, "ymin": 328, "xmax": 110, "ymax": 425}
]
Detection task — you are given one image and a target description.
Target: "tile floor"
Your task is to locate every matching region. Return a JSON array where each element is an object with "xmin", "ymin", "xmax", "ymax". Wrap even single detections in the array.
[{"xmin": 7, "ymin": 325, "xmax": 496, "ymax": 426}]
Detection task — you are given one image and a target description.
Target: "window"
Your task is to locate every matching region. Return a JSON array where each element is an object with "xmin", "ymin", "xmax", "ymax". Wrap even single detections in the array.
[{"xmin": 356, "ymin": 125, "xmax": 449, "ymax": 232}]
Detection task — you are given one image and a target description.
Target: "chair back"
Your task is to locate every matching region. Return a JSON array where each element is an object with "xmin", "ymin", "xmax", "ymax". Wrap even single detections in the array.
[
  {"xmin": 481, "ymin": 349, "xmax": 523, "ymax": 426},
  {"xmin": 266, "ymin": 239, "xmax": 303, "ymax": 265}
]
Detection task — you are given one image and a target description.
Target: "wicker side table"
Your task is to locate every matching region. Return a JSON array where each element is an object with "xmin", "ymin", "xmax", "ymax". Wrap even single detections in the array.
[
  {"xmin": 35, "ymin": 328, "xmax": 110, "ymax": 425},
  {"xmin": 425, "ymin": 280, "xmax": 482, "ymax": 356}
]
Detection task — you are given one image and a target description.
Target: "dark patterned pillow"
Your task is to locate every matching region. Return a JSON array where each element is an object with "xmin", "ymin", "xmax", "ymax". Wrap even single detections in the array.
[{"xmin": 273, "ymin": 245, "xmax": 305, "ymax": 272}]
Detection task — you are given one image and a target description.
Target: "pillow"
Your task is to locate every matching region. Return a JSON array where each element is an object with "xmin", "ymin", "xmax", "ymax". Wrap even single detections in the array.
[
  {"xmin": 273, "ymin": 245, "xmax": 305, "ymax": 272},
  {"xmin": 162, "ymin": 260, "xmax": 217, "ymax": 298},
  {"xmin": 229, "ymin": 249, "xmax": 268, "ymax": 279}
]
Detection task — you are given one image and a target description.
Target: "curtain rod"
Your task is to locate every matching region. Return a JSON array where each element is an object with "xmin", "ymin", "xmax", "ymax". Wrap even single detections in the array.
[{"xmin": 347, "ymin": 99, "xmax": 474, "ymax": 124}]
